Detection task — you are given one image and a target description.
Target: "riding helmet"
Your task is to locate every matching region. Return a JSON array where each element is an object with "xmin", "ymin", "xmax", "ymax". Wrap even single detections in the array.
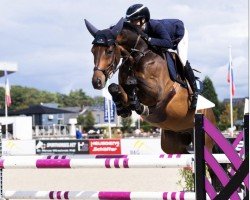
[{"xmin": 126, "ymin": 4, "xmax": 150, "ymax": 22}]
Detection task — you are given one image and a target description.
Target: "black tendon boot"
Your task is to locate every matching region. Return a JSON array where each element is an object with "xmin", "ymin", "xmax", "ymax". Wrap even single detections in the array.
[
  {"xmin": 125, "ymin": 76, "xmax": 145, "ymax": 115},
  {"xmin": 184, "ymin": 61, "xmax": 198, "ymax": 110}
]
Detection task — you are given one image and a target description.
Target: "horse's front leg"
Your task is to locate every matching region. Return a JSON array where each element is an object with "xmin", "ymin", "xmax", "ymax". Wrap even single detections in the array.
[
  {"xmin": 108, "ymin": 83, "xmax": 132, "ymax": 118},
  {"xmin": 125, "ymin": 76, "xmax": 149, "ymax": 116}
]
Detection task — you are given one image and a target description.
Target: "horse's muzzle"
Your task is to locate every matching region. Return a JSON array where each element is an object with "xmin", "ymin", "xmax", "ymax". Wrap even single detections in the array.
[{"xmin": 92, "ymin": 77, "xmax": 105, "ymax": 90}]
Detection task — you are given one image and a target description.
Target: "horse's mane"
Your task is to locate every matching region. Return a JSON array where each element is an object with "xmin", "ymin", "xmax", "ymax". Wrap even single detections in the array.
[{"xmin": 109, "ymin": 22, "xmax": 144, "ymax": 36}]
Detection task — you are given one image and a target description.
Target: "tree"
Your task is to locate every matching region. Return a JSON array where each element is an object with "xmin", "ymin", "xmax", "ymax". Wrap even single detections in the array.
[
  {"xmin": 84, "ymin": 111, "xmax": 95, "ymax": 130},
  {"xmin": 64, "ymin": 89, "xmax": 93, "ymax": 107},
  {"xmin": 140, "ymin": 120, "xmax": 153, "ymax": 132},
  {"xmin": 77, "ymin": 115, "xmax": 85, "ymax": 127},
  {"xmin": 0, "ymin": 85, "xmax": 95, "ymax": 110},
  {"xmin": 1, "ymin": 86, "xmax": 57, "ymax": 110},
  {"xmin": 219, "ymin": 103, "xmax": 238, "ymax": 131},
  {"xmin": 121, "ymin": 116, "xmax": 133, "ymax": 132},
  {"xmin": 201, "ymin": 76, "xmax": 222, "ymax": 123},
  {"xmin": 135, "ymin": 119, "xmax": 153, "ymax": 132},
  {"xmin": 77, "ymin": 111, "xmax": 95, "ymax": 131},
  {"xmin": 92, "ymin": 96, "xmax": 104, "ymax": 106},
  {"xmin": 0, "ymin": 88, "xmax": 5, "ymax": 109}
]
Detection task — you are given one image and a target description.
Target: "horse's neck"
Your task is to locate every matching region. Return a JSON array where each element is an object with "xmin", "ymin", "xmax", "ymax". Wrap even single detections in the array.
[
  {"xmin": 122, "ymin": 30, "xmax": 148, "ymax": 52},
  {"xmin": 132, "ymin": 38, "xmax": 148, "ymax": 52}
]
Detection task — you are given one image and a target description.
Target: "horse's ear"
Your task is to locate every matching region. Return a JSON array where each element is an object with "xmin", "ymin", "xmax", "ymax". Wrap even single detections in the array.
[
  {"xmin": 84, "ymin": 19, "xmax": 99, "ymax": 37},
  {"xmin": 111, "ymin": 18, "xmax": 125, "ymax": 37}
]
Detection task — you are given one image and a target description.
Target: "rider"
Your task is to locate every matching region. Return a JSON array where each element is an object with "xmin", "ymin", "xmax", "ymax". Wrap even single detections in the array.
[{"xmin": 125, "ymin": 4, "xmax": 198, "ymax": 109}]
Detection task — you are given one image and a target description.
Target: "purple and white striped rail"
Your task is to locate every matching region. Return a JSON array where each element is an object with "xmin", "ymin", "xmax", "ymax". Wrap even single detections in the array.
[
  {"xmin": 0, "ymin": 157, "xmax": 192, "ymax": 169},
  {"xmin": 0, "ymin": 154, "xmax": 230, "ymax": 169},
  {"xmin": 0, "ymin": 154, "xmax": 191, "ymax": 160},
  {"xmin": 4, "ymin": 190, "xmax": 200, "ymax": 199},
  {"xmin": 95, "ymin": 154, "xmax": 184, "ymax": 159}
]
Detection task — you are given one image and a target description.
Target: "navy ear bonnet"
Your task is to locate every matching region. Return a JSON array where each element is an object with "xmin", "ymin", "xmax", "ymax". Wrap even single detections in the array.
[{"xmin": 92, "ymin": 29, "xmax": 116, "ymax": 46}]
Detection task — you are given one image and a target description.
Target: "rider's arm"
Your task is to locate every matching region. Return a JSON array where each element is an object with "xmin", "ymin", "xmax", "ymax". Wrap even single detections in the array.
[{"xmin": 147, "ymin": 22, "xmax": 173, "ymax": 49}]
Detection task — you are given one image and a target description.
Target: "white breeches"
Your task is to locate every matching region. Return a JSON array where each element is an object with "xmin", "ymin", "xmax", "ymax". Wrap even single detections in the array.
[{"xmin": 177, "ymin": 28, "xmax": 188, "ymax": 66}]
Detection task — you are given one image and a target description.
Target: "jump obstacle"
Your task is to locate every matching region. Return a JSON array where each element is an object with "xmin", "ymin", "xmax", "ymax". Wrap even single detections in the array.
[
  {"xmin": 0, "ymin": 113, "xmax": 249, "ymax": 200},
  {"xmin": 0, "ymin": 154, "xmax": 231, "ymax": 169}
]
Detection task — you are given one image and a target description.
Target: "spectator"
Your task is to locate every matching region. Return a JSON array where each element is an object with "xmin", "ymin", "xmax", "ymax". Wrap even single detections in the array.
[{"xmin": 76, "ymin": 128, "xmax": 83, "ymax": 139}]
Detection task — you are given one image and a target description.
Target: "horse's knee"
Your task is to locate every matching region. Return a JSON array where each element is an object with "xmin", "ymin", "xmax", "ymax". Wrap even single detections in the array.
[{"xmin": 125, "ymin": 76, "xmax": 137, "ymax": 90}]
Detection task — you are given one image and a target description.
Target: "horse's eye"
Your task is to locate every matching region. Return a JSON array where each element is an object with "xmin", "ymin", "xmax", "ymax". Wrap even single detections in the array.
[{"xmin": 106, "ymin": 50, "xmax": 113, "ymax": 55}]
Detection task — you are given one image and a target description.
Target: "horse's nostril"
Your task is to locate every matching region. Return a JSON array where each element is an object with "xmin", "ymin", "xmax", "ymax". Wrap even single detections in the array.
[{"xmin": 97, "ymin": 78, "xmax": 101, "ymax": 86}]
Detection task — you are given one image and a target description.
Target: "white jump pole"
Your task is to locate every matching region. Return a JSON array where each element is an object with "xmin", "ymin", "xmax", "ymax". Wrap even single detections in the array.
[
  {"xmin": 0, "ymin": 154, "xmax": 230, "ymax": 169},
  {"xmin": 4, "ymin": 190, "xmax": 200, "ymax": 200}
]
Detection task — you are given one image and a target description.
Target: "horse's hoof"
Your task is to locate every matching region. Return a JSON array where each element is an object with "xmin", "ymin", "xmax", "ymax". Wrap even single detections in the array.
[{"xmin": 108, "ymin": 83, "xmax": 119, "ymax": 95}]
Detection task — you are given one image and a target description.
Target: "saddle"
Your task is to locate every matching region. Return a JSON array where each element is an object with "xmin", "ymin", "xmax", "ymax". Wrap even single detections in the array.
[{"xmin": 165, "ymin": 51, "xmax": 204, "ymax": 94}]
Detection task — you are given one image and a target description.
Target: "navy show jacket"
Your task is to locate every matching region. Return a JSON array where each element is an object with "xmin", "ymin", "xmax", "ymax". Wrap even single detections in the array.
[{"xmin": 145, "ymin": 19, "xmax": 185, "ymax": 49}]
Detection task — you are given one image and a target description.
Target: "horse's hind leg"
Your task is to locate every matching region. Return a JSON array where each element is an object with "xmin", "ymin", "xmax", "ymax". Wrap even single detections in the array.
[
  {"xmin": 161, "ymin": 130, "xmax": 192, "ymax": 154},
  {"xmin": 108, "ymin": 83, "xmax": 132, "ymax": 118}
]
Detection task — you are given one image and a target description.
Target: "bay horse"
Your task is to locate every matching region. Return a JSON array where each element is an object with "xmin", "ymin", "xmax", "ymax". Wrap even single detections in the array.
[
  {"xmin": 85, "ymin": 18, "xmax": 224, "ymax": 190},
  {"xmin": 85, "ymin": 18, "xmax": 216, "ymax": 154}
]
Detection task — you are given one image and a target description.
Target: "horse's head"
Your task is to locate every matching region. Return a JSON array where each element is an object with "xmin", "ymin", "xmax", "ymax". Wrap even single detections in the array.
[{"xmin": 85, "ymin": 18, "xmax": 125, "ymax": 89}]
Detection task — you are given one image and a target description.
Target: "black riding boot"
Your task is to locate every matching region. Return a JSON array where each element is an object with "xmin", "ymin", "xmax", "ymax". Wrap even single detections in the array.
[{"xmin": 184, "ymin": 61, "xmax": 198, "ymax": 110}]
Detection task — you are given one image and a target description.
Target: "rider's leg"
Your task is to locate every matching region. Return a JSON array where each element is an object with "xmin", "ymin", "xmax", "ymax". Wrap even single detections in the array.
[
  {"xmin": 184, "ymin": 61, "xmax": 198, "ymax": 109},
  {"xmin": 177, "ymin": 28, "xmax": 189, "ymax": 66},
  {"xmin": 177, "ymin": 29, "xmax": 198, "ymax": 109}
]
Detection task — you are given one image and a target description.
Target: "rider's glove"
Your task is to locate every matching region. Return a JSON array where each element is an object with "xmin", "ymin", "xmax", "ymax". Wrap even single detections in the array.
[
  {"xmin": 141, "ymin": 32, "xmax": 149, "ymax": 42},
  {"xmin": 172, "ymin": 37, "xmax": 181, "ymax": 50}
]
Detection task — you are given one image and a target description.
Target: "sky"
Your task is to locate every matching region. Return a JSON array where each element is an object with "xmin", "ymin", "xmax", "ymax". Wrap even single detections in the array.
[{"xmin": 0, "ymin": 0, "xmax": 248, "ymax": 101}]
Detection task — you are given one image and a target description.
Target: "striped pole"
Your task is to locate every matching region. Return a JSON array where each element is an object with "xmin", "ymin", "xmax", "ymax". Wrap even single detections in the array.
[
  {"xmin": 0, "ymin": 154, "xmax": 230, "ymax": 169},
  {"xmin": 4, "ymin": 190, "xmax": 199, "ymax": 200}
]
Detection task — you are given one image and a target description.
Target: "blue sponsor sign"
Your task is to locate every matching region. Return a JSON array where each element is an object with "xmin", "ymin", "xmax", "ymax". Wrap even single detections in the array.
[{"xmin": 104, "ymin": 98, "xmax": 115, "ymax": 122}]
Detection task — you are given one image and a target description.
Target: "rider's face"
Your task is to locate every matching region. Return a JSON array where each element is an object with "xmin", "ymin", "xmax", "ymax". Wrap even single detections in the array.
[
  {"xmin": 130, "ymin": 18, "xmax": 145, "ymax": 30},
  {"xmin": 130, "ymin": 19, "xmax": 141, "ymax": 26}
]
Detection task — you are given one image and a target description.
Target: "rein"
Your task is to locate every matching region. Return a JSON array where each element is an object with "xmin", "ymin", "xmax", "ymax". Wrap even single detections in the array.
[
  {"xmin": 118, "ymin": 34, "xmax": 151, "ymax": 71},
  {"xmin": 130, "ymin": 35, "xmax": 151, "ymax": 64},
  {"xmin": 94, "ymin": 33, "xmax": 151, "ymax": 79}
]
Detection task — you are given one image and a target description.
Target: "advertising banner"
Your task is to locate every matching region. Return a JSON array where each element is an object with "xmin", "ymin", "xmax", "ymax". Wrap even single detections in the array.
[
  {"xmin": 36, "ymin": 140, "xmax": 89, "ymax": 154},
  {"xmin": 2, "ymin": 140, "xmax": 36, "ymax": 156},
  {"xmin": 89, "ymin": 139, "xmax": 121, "ymax": 154},
  {"xmin": 104, "ymin": 98, "xmax": 115, "ymax": 122},
  {"xmin": 121, "ymin": 139, "xmax": 165, "ymax": 155}
]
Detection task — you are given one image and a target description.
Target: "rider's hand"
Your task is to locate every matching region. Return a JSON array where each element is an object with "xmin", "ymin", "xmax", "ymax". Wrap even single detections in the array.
[
  {"xmin": 141, "ymin": 32, "xmax": 149, "ymax": 42},
  {"xmin": 172, "ymin": 43, "xmax": 178, "ymax": 50},
  {"xmin": 172, "ymin": 37, "xmax": 181, "ymax": 50}
]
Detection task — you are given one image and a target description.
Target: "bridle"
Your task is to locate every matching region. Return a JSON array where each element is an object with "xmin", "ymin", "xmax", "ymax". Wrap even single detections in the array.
[
  {"xmin": 93, "ymin": 29, "xmax": 150, "ymax": 79},
  {"xmin": 93, "ymin": 43, "xmax": 119, "ymax": 79}
]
